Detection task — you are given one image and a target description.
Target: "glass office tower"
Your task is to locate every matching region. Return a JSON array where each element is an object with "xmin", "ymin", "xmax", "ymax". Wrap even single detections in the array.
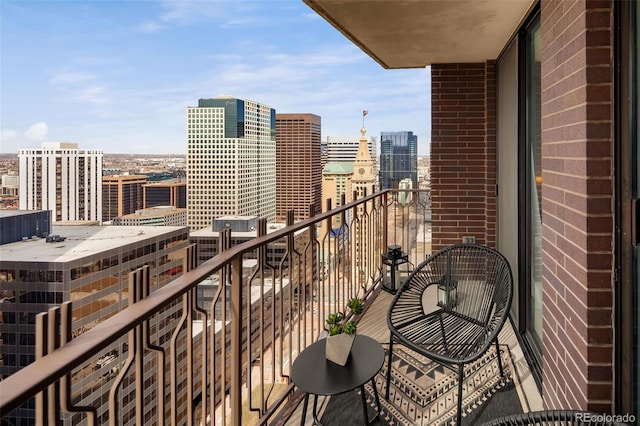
[{"xmin": 379, "ymin": 131, "xmax": 417, "ymax": 190}]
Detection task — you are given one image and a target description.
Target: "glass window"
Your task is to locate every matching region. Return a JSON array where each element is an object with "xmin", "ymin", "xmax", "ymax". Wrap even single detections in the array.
[{"xmin": 525, "ymin": 18, "xmax": 543, "ymax": 345}]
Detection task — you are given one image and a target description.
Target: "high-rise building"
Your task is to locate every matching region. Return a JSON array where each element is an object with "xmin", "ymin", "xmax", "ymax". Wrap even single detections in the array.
[
  {"xmin": 0, "ymin": 219, "xmax": 190, "ymax": 425},
  {"xmin": 18, "ymin": 142, "xmax": 103, "ymax": 222},
  {"xmin": 326, "ymin": 135, "xmax": 377, "ymax": 164},
  {"xmin": 102, "ymin": 175, "xmax": 147, "ymax": 223},
  {"xmin": 187, "ymin": 97, "xmax": 276, "ymax": 230},
  {"xmin": 379, "ymin": 131, "xmax": 418, "ymax": 190},
  {"xmin": 275, "ymin": 113, "xmax": 322, "ymax": 222},
  {"xmin": 144, "ymin": 179, "xmax": 186, "ymax": 209}
]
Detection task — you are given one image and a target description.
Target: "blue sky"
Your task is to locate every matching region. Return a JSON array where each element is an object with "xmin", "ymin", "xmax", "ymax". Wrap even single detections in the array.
[{"xmin": 1, "ymin": 0, "xmax": 431, "ymax": 155}]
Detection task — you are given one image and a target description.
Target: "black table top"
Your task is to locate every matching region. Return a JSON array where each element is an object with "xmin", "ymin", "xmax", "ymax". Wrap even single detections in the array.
[{"xmin": 290, "ymin": 334, "xmax": 384, "ymax": 396}]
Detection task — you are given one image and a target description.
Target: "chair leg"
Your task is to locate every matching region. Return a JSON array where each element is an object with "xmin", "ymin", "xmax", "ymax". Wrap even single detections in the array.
[
  {"xmin": 385, "ymin": 335, "xmax": 394, "ymax": 400},
  {"xmin": 495, "ymin": 338, "xmax": 504, "ymax": 377},
  {"xmin": 456, "ymin": 364, "xmax": 464, "ymax": 426}
]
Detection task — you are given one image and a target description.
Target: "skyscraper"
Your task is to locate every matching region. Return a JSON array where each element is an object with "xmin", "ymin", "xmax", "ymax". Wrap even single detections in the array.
[
  {"xmin": 325, "ymin": 135, "xmax": 377, "ymax": 164},
  {"xmin": 18, "ymin": 142, "xmax": 103, "ymax": 222},
  {"xmin": 379, "ymin": 131, "xmax": 418, "ymax": 190},
  {"xmin": 275, "ymin": 113, "xmax": 322, "ymax": 222},
  {"xmin": 187, "ymin": 97, "xmax": 276, "ymax": 230}
]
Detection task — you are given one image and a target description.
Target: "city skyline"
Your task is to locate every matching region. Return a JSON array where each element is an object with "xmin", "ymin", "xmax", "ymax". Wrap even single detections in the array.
[{"xmin": 0, "ymin": 1, "xmax": 432, "ymax": 156}]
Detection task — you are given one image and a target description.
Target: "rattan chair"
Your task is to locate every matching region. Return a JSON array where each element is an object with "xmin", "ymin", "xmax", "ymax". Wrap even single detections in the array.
[
  {"xmin": 480, "ymin": 410, "xmax": 633, "ymax": 425},
  {"xmin": 386, "ymin": 243, "xmax": 514, "ymax": 426}
]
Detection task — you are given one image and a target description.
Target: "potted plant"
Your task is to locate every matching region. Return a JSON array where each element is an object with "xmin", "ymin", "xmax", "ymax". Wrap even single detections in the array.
[{"xmin": 325, "ymin": 298, "xmax": 365, "ymax": 366}]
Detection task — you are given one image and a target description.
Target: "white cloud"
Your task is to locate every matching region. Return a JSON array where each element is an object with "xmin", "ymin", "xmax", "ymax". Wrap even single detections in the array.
[
  {"xmin": 51, "ymin": 71, "xmax": 96, "ymax": 85},
  {"xmin": 25, "ymin": 122, "xmax": 48, "ymax": 141},
  {"xmin": 76, "ymin": 86, "xmax": 108, "ymax": 104},
  {"xmin": 136, "ymin": 21, "xmax": 165, "ymax": 33},
  {"xmin": 134, "ymin": 1, "xmax": 265, "ymax": 33}
]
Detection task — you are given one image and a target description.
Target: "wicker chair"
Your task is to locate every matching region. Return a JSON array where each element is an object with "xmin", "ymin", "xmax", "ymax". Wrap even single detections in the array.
[
  {"xmin": 386, "ymin": 243, "xmax": 514, "ymax": 426},
  {"xmin": 480, "ymin": 410, "xmax": 633, "ymax": 425}
]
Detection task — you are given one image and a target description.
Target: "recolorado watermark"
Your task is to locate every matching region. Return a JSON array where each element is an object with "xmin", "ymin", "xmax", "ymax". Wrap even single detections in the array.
[{"xmin": 575, "ymin": 412, "xmax": 636, "ymax": 424}]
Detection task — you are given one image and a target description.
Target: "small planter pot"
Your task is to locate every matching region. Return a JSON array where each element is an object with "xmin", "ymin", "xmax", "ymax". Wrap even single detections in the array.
[{"xmin": 325, "ymin": 333, "xmax": 355, "ymax": 366}]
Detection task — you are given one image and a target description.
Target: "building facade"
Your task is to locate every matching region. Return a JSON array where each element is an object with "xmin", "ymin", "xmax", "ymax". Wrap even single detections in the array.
[
  {"xmin": 351, "ymin": 127, "xmax": 377, "ymax": 199},
  {"xmin": 187, "ymin": 97, "xmax": 276, "ymax": 230},
  {"xmin": 102, "ymin": 175, "xmax": 147, "ymax": 223},
  {"xmin": 350, "ymin": 127, "xmax": 377, "ymax": 288},
  {"xmin": 143, "ymin": 179, "xmax": 186, "ymax": 209},
  {"xmin": 325, "ymin": 135, "xmax": 377, "ymax": 164},
  {"xmin": 275, "ymin": 113, "xmax": 322, "ymax": 223},
  {"xmin": 112, "ymin": 206, "xmax": 187, "ymax": 227},
  {"xmin": 0, "ymin": 222, "xmax": 190, "ymax": 425},
  {"xmin": 18, "ymin": 142, "xmax": 103, "ymax": 223},
  {"xmin": 190, "ymin": 217, "xmax": 293, "ymax": 267},
  {"xmin": 0, "ymin": 210, "xmax": 51, "ymax": 245},
  {"xmin": 305, "ymin": 0, "xmax": 640, "ymax": 417},
  {"xmin": 379, "ymin": 131, "xmax": 418, "ymax": 190},
  {"xmin": 1, "ymin": 174, "xmax": 19, "ymax": 197},
  {"xmin": 320, "ymin": 162, "xmax": 353, "ymax": 240}
]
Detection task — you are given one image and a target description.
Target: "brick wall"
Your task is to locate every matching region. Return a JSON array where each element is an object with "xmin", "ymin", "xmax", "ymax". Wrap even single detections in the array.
[
  {"xmin": 540, "ymin": 0, "xmax": 614, "ymax": 413},
  {"xmin": 431, "ymin": 62, "xmax": 497, "ymax": 251}
]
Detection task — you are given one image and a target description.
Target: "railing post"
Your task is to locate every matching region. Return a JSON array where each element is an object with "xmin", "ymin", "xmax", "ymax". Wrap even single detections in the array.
[
  {"xmin": 231, "ymin": 255, "xmax": 243, "ymax": 426},
  {"xmin": 184, "ymin": 244, "xmax": 196, "ymax": 426},
  {"xmin": 383, "ymin": 191, "xmax": 389, "ymax": 251},
  {"xmin": 142, "ymin": 267, "xmax": 165, "ymax": 426},
  {"xmin": 60, "ymin": 301, "xmax": 97, "ymax": 425}
]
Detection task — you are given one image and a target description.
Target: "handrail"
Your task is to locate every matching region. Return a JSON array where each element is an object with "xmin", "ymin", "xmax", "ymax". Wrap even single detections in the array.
[{"xmin": 0, "ymin": 188, "xmax": 432, "ymax": 425}]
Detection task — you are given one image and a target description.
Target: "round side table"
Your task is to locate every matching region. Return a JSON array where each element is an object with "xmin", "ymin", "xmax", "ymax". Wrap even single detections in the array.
[{"xmin": 291, "ymin": 334, "xmax": 384, "ymax": 425}]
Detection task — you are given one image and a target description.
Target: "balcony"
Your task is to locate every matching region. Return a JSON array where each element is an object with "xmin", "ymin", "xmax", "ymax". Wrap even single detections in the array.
[{"xmin": 0, "ymin": 189, "xmax": 540, "ymax": 425}]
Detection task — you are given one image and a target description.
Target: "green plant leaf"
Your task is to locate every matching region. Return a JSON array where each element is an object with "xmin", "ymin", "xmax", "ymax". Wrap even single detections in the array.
[
  {"xmin": 347, "ymin": 298, "xmax": 364, "ymax": 315},
  {"xmin": 343, "ymin": 321, "xmax": 357, "ymax": 335}
]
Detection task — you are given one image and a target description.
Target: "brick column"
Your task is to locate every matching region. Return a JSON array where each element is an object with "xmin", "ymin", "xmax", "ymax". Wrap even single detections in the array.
[
  {"xmin": 540, "ymin": 0, "xmax": 614, "ymax": 413},
  {"xmin": 431, "ymin": 62, "xmax": 497, "ymax": 251}
]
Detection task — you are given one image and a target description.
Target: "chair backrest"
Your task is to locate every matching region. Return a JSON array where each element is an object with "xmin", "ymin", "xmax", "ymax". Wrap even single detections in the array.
[
  {"xmin": 396, "ymin": 244, "xmax": 513, "ymax": 331},
  {"xmin": 480, "ymin": 410, "xmax": 634, "ymax": 426}
]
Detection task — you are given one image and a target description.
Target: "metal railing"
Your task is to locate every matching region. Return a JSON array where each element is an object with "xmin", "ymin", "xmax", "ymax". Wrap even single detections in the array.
[{"xmin": 0, "ymin": 189, "xmax": 431, "ymax": 426}]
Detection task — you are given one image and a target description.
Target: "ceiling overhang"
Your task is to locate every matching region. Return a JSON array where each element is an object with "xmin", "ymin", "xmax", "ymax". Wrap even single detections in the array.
[{"xmin": 303, "ymin": 0, "xmax": 537, "ymax": 69}]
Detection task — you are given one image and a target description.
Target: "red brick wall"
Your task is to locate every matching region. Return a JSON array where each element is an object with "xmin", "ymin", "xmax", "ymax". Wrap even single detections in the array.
[
  {"xmin": 431, "ymin": 62, "xmax": 497, "ymax": 251},
  {"xmin": 540, "ymin": 0, "xmax": 614, "ymax": 413}
]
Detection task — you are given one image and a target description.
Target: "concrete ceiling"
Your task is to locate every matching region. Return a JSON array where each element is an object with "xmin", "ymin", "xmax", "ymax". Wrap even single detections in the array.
[{"xmin": 303, "ymin": 0, "xmax": 537, "ymax": 69}]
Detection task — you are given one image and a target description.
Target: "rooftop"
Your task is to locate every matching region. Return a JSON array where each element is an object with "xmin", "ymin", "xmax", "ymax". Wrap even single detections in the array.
[
  {"xmin": 0, "ymin": 225, "xmax": 187, "ymax": 263},
  {"xmin": 190, "ymin": 222, "xmax": 290, "ymax": 238},
  {"xmin": 0, "ymin": 210, "xmax": 48, "ymax": 218},
  {"xmin": 323, "ymin": 162, "xmax": 354, "ymax": 174}
]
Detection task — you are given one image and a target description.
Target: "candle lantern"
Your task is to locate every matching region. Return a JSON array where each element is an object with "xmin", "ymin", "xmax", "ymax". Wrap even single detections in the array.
[
  {"xmin": 437, "ymin": 278, "xmax": 458, "ymax": 309},
  {"xmin": 381, "ymin": 245, "xmax": 409, "ymax": 294}
]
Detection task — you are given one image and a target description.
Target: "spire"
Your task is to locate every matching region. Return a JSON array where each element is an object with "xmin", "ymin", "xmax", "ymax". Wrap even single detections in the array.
[{"xmin": 355, "ymin": 121, "xmax": 372, "ymax": 164}]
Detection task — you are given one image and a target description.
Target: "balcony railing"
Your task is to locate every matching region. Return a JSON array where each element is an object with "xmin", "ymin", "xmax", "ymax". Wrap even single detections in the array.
[{"xmin": 0, "ymin": 189, "xmax": 431, "ymax": 426}]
